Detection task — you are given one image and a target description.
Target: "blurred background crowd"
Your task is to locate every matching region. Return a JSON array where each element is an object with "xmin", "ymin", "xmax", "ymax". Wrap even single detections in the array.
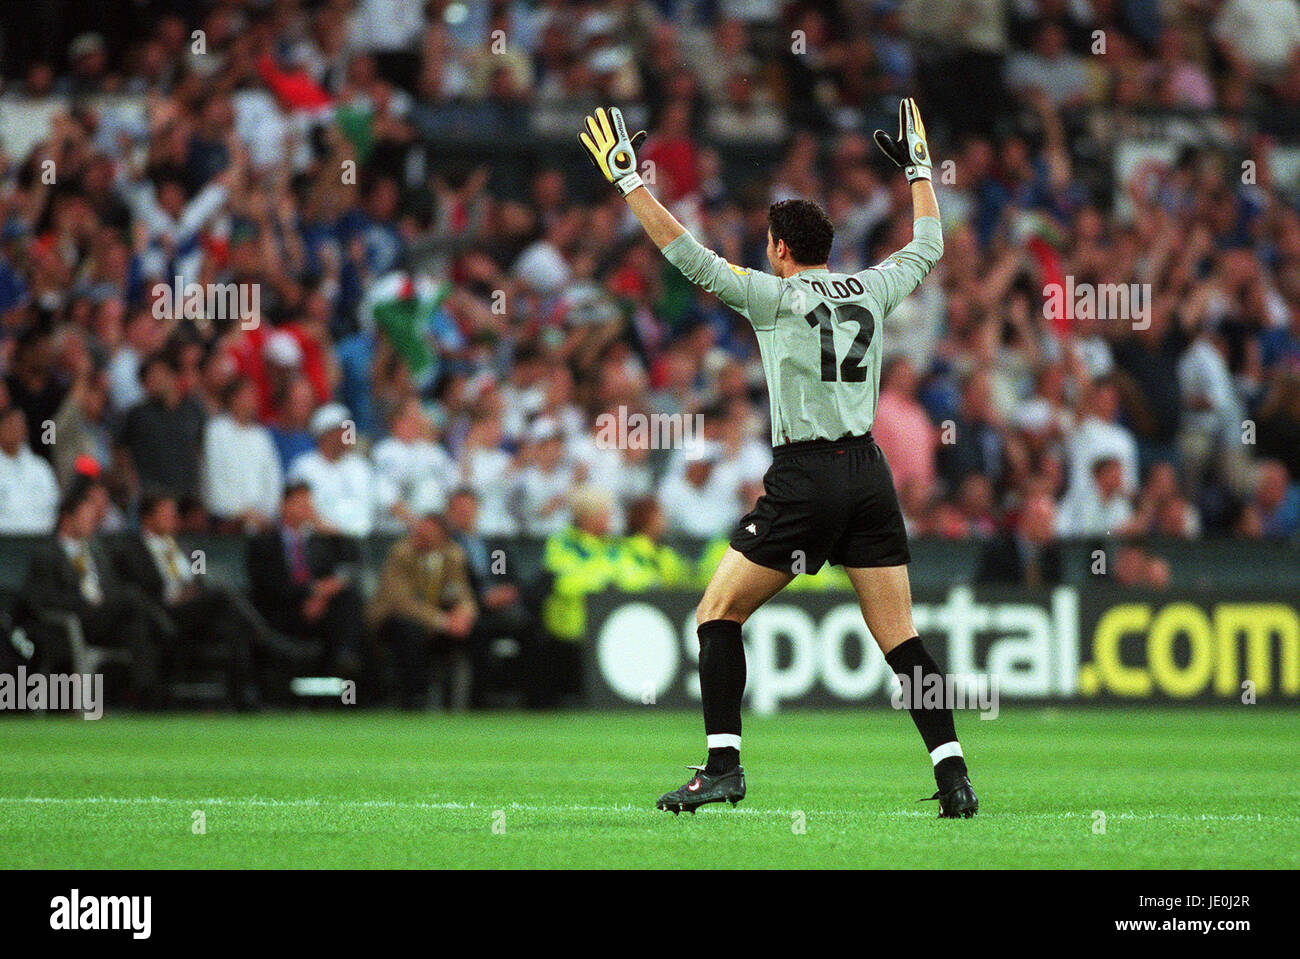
[{"xmin": 1, "ymin": 0, "xmax": 1299, "ymax": 708}]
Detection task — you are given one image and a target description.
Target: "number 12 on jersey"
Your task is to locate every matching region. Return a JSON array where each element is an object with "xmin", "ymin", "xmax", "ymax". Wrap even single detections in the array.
[{"xmin": 804, "ymin": 303, "xmax": 876, "ymax": 383}]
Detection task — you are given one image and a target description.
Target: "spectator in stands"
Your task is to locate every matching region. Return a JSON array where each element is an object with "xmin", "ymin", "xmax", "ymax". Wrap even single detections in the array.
[
  {"xmin": 1213, "ymin": 0, "xmax": 1300, "ymax": 79},
  {"xmin": 1178, "ymin": 324, "xmax": 1247, "ymax": 496},
  {"xmin": 4, "ymin": 327, "xmax": 66, "ymax": 464},
  {"xmin": 975, "ymin": 492, "xmax": 1062, "ymax": 587},
  {"xmin": 288, "ymin": 402, "xmax": 380, "ymax": 537},
  {"xmin": 1132, "ymin": 462, "xmax": 1201, "ymax": 539},
  {"xmin": 107, "ymin": 310, "xmax": 166, "ymax": 413},
  {"xmin": 659, "ymin": 441, "xmax": 739, "ymax": 539},
  {"xmin": 874, "ymin": 356, "xmax": 938, "ymax": 496},
  {"xmin": 269, "ymin": 374, "xmax": 317, "ymax": 472},
  {"xmin": 50, "ymin": 362, "xmax": 112, "ymax": 490},
  {"xmin": 1005, "ymin": 21, "xmax": 1090, "ymax": 109},
  {"xmin": 1057, "ymin": 456, "xmax": 1138, "ymax": 539},
  {"xmin": 1065, "ymin": 377, "xmax": 1140, "ymax": 500},
  {"xmin": 23, "ymin": 479, "xmax": 164, "ymax": 706},
  {"xmin": 116, "ymin": 350, "xmax": 206, "ymax": 508},
  {"xmin": 1112, "ymin": 544, "xmax": 1172, "ymax": 590},
  {"xmin": 1255, "ymin": 368, "xmax": 1300, "ymax": 484},
  {"xmin": 245, "ymin": 482, "xmax": 367, "ymax": 677},
  {"xmin": 514, "ymin": 416, "xmax": 577, "ymax": 538},
  {"xmin": 937, "ymin": 368, "xmax": 1005, "ymax": 493},
  {"xmin": 1238, "ymin": 460, "xmax": 1300, "ymax": 540},
  {"xmin": 202, "ymin": 379, "xmax": 283, "ymax": 533},
  {"xmin": 369, "ymin": 511, "xmax": 477, "ymax": 710},
  {"xmin": 371, "ymin": 396, "xmax": 454, "ymax": 529},
  {"xmin": 0, "ymin": 405, "xmax": 59, "ymax": 534},
  {"xmin": 456, "ymin": 410, "xmax": 518, "ymax": 537}
]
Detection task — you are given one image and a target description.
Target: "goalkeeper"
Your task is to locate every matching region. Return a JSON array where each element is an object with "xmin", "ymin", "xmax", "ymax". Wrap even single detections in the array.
[{"xmin": 580, "ymin": 101, "xmax": 977, "ymax": 819}]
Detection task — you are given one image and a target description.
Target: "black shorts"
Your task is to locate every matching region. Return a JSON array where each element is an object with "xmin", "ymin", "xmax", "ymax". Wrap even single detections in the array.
[{"xmin": 730, "ymin": 433, "xmax": 910, "ymax": 573}]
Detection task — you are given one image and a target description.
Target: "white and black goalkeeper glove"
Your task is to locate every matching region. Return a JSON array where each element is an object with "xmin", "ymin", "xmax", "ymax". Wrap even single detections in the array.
[
  {"xmin": 579, "ymin": 106, "xmax": 647, "ymax": 197},
  {"xmin": 873, "ymin": 97, "xmax": 932, "ymax": 183}
]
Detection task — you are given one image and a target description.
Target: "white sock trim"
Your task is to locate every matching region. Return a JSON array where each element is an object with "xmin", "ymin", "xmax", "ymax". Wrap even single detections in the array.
[
  {"xmin": 930, "ymin": 742, "xmax": 963, "ymax": 766},
  {"xmin": 707, "ymin": 734, "xmax": 741, "ymax": 750}
]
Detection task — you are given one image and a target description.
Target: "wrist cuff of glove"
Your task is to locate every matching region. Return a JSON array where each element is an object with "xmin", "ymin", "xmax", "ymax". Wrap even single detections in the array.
[
  {"xmin": 905, "ymin": 166, "xmax": 932, "ymax": 183},
  {"xmin": 615, "ymin": 171, "xmax": 644, "ymax": 197}
]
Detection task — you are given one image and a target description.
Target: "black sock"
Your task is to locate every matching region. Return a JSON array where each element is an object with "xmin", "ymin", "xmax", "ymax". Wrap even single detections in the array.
[
  {"xmin": 698, "ymin": 619, "xmax": 745, "ymax": 774},
  {"xmin": 884, "ymin": 636, "xmax": 968, "ymax": 791}
]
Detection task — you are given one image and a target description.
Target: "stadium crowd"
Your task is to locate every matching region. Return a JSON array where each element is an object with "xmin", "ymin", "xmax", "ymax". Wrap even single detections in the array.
[{"xmin": 2, "ymin": 0, "xmax": 1300, "ymax": 706}]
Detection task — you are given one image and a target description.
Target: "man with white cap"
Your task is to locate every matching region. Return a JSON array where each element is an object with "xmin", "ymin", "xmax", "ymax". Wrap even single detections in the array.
[
  {"xmin": 288, "ymin": 402, "xmax": 379, "ymax": 538},
  {"xmin": 658, "ymin": 440, "xmax": 739, "ymax": 540},
  {"xmin": 515, "ymin": 416, "xmax": 578, "ymax": 538}
]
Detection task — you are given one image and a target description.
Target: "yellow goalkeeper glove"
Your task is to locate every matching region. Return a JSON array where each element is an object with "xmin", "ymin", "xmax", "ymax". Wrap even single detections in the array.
[
  {"xmin": 873, "ymin": 97, "xmax": 932, "ymax": 183},
  {"xmin": 579, "ymin": 106, "xmax": 647, "ymax": 197}
]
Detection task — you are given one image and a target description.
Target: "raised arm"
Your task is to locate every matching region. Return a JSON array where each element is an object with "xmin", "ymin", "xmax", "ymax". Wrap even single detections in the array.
[
  {"xmin": 577, "ymin": 107, "xmax": 684, "ymax": 248},
  {"xmin": 862, "ymin": 98, "xmax": 944, "ymax": 315},
  {"xmin": 624, "ymin": 187, "xmax": 686, "ymax": 250},
  {"xmin": 579, "ymin": 106, "xmax": 778, "ymax": 324}
]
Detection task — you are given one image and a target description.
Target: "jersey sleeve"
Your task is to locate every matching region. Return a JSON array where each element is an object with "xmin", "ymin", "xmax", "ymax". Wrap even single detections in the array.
[
  {"xmin": 857, "ymin": 215, "xmax": 944, "ymax": 319},
  {"xmin": 662, "ymin": 231, "xmax": 784, "ymax": 331}
]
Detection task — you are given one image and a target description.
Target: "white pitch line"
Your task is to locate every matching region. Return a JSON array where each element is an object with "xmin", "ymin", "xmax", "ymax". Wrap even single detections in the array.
[{"xmin": 0, "ymin": 797, "xmax": 1295, "ymax": 823}]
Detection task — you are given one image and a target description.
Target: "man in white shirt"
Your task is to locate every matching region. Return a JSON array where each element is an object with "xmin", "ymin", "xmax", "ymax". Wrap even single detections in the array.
[
  {"xmin": 1213, "ymin": 0, "xmax": 1300, "ymax": 77},
  {"xmin": 1178, "ymin": 330, "xmax": 1249, "ymax": 494},
  {"xmin": 659, "ymin": 441, "xmax": 742, "ymax": 539},
  {"xmin": 1064, "ymin": 377, "xmax": 1140, "ymax": 499},
  {"xmin": 289, "ymin": 403, "xmax": 379, "ymax": 538},
  {"xmin": 1056, "ymin": 456, "xmax": 1137, "ymax": 539},
  {"xmin": 515, "ymin": 417, "xmax": 578, "ymax": 538},
  {"xmin": 202, "ymin": 379, "xmax": 283, "ymax": 530},
  {"xmin": 0, "ymin": 405, "xmax": 59, "ymax": 534},
  {"xmin": 456, "ymin": 411, "xmax": 519, "ymax": 537},
  {"xmin": 371, "ymin": 396, "xmax": 454, "ymax": 530}
]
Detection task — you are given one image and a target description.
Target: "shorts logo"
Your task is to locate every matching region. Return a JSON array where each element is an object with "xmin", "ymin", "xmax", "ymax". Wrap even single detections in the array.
[{"xmin": 745, "ymin": 523, "xmax": 758, "ymax": 535}]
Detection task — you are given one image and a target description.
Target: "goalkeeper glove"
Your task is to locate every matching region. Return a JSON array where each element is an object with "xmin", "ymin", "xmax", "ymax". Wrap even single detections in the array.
[
  {"xmin": 873, "ymin": 97, "xmax": 932, "ymax": 183},
  {"xmin": 579, "ymin": 106, "xmax": 647, "ymax": 197}
]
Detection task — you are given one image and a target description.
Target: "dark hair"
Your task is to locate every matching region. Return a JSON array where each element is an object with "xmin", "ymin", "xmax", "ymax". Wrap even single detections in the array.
[
  {"xmin": 138, "ymin": 489, "xmax": 175, "ymax": 521},
  {"xmin": 221, "ymin": 377, "xmax": 253, "ymax": 408},
  {"xmin": 767, "ymin": 199, "xmax": 834, "ymax": 266},
  {"xmin": 283, "ymin": 481, "xmax": 312, "ymax": 500},
  {"xmin": 58, "ymin": 476, "xmax": 101, "ymax": 521},
  {"xmin": 138, "ymin": 350, "xmax": 176, "ymax": 384}
]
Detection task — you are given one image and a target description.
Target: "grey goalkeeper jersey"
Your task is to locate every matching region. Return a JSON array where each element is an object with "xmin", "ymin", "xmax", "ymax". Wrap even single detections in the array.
[{"xmin": 663, "ymin": 217, "xmax": 944, "ymax": 446}]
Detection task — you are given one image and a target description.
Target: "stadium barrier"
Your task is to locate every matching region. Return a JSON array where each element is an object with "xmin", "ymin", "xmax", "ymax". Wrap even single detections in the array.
[
  {"xmin": 586, "ymin": 587, "xmax": 1300, "ymax": 710},
  {"xmin": 2, "ymin": 536, "xmax": 1296, "ymax": 711}
]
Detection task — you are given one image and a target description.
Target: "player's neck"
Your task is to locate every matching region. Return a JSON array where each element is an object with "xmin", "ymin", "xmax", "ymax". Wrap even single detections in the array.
[{"xmin": 782, "ymin": 262, "xmax": 828, "ymax": 279}]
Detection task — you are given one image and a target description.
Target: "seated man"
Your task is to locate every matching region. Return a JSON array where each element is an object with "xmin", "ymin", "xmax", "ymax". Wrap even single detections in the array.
[
  {"xmin": 112, "ymin": 492, "xmax": 309, "ymax": 710},
  {"xmin": 23, "ymin": 479, "xmax": 165, "ymax": 708},
  {"xmin": 245, "ymin": 482, "xmax": 367, "ymax": 678},
  {"xmin": 368, "ymin": 512, "xmax": 477, "ymax": 710},
  {"xmin": 444, "ymin": 487, "xmax": 536, "ymax": 704}
]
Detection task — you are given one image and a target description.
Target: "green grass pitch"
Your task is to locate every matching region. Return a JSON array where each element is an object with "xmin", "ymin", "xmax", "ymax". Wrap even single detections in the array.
[{"xmin": 1, "ymin": 708, "xmax": 1297, "ymax": 869}]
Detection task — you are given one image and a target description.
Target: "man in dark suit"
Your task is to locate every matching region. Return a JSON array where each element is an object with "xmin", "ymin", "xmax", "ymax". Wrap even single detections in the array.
[
  {"xmin": 23, "ymin": 479, "xmax": 165, "ymax": 706},
  {"xmin": 445, "ymin": 487, "xmax": 536, "ymax": 705},
  {"xmin": 246, "ymin": 482, "xmax": 366, "ymax": 676},
  {"xmin": 112, "ymin": 492, "xmax": 304, "ymax": 710},
  {"xmin": 975, "ymin": 493, "xmax": 1063, "ymax": 588}
]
